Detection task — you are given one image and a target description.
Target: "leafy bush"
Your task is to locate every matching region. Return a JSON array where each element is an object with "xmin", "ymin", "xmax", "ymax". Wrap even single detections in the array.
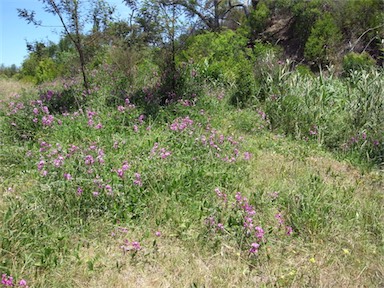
[
  {"xmin": 178, "ymin": 30, "xmax": 248, "ymax": 84},
  {"xmin": 248, "ymin": 2, "xmax": 270, "ymax": 36},
  {"xmin": 304, "ymin": 13, "xmax": 343, "ymax": 66},
  {"xmin": 230, "ymin": 62, "xmax": 259, "ymax": 107},
  {"xmin": 291, "ymin": 0, "xmax": 323, "ymax": 47},
  {"xmin": 342, "ymin": 52, "xmax": 376, "ymax": 75}
]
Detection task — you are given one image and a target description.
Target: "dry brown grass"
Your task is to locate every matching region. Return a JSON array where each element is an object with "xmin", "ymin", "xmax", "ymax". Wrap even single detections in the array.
[
  {"xmin": 0, "ymin": 78, "xmax": 33, "ymax": 101},
  {"xmin": 43, "ymin": 228, "xmax": 383, "ymax": 287}
]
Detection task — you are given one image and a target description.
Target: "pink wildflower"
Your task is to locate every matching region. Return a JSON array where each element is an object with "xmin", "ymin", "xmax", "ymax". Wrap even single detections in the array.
[
  {"xmin": 84, "ymin": 155, "xmax": 95, "ymax": 165},
  {"xmin": 117, "ymin": 169, "xmax": 124, "ymax": 178},
  {"xmin": 19, "ymin": 279, "xmax": 28, "ymax": 287},
  {"xmin": 1, "ymin": 274, "xmax": 14, "ymax": 286},
  {"xmin": 64, "ymin": 173, "xmax": 72, "ymax": 180},
  {"xmin": 286, "ymin": 226, "xmax": 293, "ymax": 235},
  {"xmin": 249, "ymin": 243, "xmax": 260, "ymax": 254},
  {"xmin": 243, "ymin": 152, "xmax": 252, "ymax": 160},
  {"xmin": 131, "ymin": 241, "xmax": 141, "ymax": 251},
  {"xmin": 133, "ymin": 173, "xmax": 142, "ymax": 186},
  {"xmin": 42, "ymin": 115, "xmax": 54, "ymax": 126},
  {"xmin": 255, "ymin": 226, "xmax": 264, "ymax": 239}
]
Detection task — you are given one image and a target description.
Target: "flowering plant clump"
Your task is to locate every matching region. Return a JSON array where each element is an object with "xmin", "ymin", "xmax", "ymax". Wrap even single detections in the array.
[
  {"xmin": 205, "ymin": 188, "xmax": 293, "ymax": 258},
  {"xmin": 121, "ymin": 240, "xmax": 142, "ymax": 253},
  {"xmin": 1, "ymin": 274, "xmax": 28, "ymax": 287}
]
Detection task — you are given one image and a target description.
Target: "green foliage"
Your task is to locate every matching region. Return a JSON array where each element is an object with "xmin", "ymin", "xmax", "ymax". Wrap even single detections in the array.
[
  {"xmin": 0, "ymin": 93, "xmax": 43, "ymax": 141},
  {"xmin": 264, "ymin": 68, "xmax": 384, "ymax": 166},
  {"xmin": 342, "ymin": 52, "xmax": 376, "ymax": 75},
  {"xmin": 304, "ymin": 13, "xmax": 343, "ymax": 66},
  {"xmin": 0, "ymin": 64, "xmax": 18, "ymax": 78},
  {"xmin": 179, "ymin": 30, "xmax": 248, "ymax": 84},
  {"xmin": 230, "ymin": 62, "xmax": 258, "ymax": 107},
  {"xmin": 35, "ymin": 58, "xmax": 61, "ymax": 84},
  {"xmin": 341, "ymin": 0, "xmax": 384, "ymax": 38},
  {"xmin": 291, "ymin": 0, "xmax": 323, "ymax": 46},
  {"xmin": 1, "ymin": 63, "xmax": 383, "ymax": 286},
  {"xmin": 248, "ymin": 2, "xmax": 270, "ymax": 36}
]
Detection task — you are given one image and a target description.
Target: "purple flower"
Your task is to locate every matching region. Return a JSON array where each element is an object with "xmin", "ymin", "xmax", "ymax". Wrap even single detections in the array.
[
  {"xmin": 97, "ymin": 156, "xmax": 105, "ymax": 164},
  {"xmin": 95, "ymin": 123, "xmax": 103, "ymax": 129},
  {"xmin": 19, "ymin": 279, "xmax": 28, "ymax": 287},
  {"xmin": 117, "ymin": 105, "xmax": 125, "ymax": 112},
  {"xmin": 169, "ymin": 116, "xmax": 194, "ymax": 132},
  {"xmin": 131, "ymin": 241, "xmax": 141, "ymax": 251},
  {"xmin": 235, "ymin": 192, "xmax": 243, "ymax": 203},
  {"xmin": 77, "ymin": 187, "xmax": 83, "ymax": 195},
  {"xmin": 138, "ymin": 114, "xmax": 145, "ymax": 124},
  {"xmin": 84, "ymin": 155, "xmax": 95, "ymax": 165},
  {"xmin": 243, "ymin": 217, "xmax": 253, "ymax": 230},
  {"xmin": 64, "ymin": 173, "xmax": 72, "ymax": 180},
  {"xmin": 133, "ymin": 173, "xmax": 142, "ymax": 186},
  {"xmin": 275, "ymin": 213, "xmax": 284, "ymax": 225},
  {"xmin": 214, "ymin": 188, "xmax": 227, "ymax": 202},
  {"xmin": 87, "ymin": 110, "xmax": 97, "ymax": 118},
  {"xmin": 89, "ymin": 144, "xmax": 97, "ymax": 150},
  {"xmin": 37, "ymin": 160, "xmax": 45, "ymax": 171},
  {"xmin": 155, "ymin": 231, "xmax": 161, "ymax": 237},
  {"xmin": 249, "ymin": 242, "xmax": 260, "ymax": 254},
  {"xmin": 243, "ymin": 152, "xmax": 252, "ymax": 160},
  {"xmin": 53, "ymin": 155, "xmax": 65, "ymax": 167},
  {"xmin": 42, "ymin": 115, "xmax": 54, "ymax": 126},
  {"xmin": 117, "ymin": 169, "xmax": 124, "ymax": 178},
  {"xmin": 1, "ymin": 274, "xmax": 14, "ymax": 287},
  {"xmin": 255, "ymin": 226, "xmax": 264, "ymax": 239},
  {"xmin": 122, "ymin": 162, "xmax": 130, "ymax": 171},
  {"xmin": 160, "ymin": 148, "xmax": 172, "ymax": 159},
  {"xmin": 42, "ymin": 106, "xmax": 49, "ymax": 114},
  {"xmin": 205, "ymin": 216, "xmax": 216, "ymax": 227},
  {"xmin": 286, "ymin": 226, "xmax": 293, "ymax": 235}
]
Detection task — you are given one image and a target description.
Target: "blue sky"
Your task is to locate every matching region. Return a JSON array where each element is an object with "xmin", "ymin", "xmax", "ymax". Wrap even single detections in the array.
[{"xmin": 0, "ymin": 0, "xmax": 128, "ymax": 67}]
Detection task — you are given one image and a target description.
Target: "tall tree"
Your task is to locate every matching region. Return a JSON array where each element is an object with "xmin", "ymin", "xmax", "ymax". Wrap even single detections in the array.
[
  {"xmin": 18, "ymin": 0, "xmax": 114, "ymax": 91},
  {"xmin": 169, "ymin": 0, "xmax": 249, "ymax": 31}
]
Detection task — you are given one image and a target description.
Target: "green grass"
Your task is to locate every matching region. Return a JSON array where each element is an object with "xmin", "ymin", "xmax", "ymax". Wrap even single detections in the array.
[{"xmin": 0, "ymin": 71, "xmax": 383, "ymax": 287}]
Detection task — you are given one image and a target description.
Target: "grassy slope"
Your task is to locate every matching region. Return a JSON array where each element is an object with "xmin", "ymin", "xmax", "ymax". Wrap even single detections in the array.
[{"xmin": 0, "ymin": 80, "xmax": 383, "ymax": 287}]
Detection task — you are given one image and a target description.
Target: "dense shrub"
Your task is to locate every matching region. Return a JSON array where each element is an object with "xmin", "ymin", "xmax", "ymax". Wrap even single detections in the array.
[
  {"xmin": 178, "ymin": 30, "xmax": 249, "ymax": 84},
  {"xmin": 304, "ymin": 13, "xmax": 343, "ymax": 66},
  {"xmin": 342, "ymin": 52, "xmax": 376, "ymax": 75}
]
